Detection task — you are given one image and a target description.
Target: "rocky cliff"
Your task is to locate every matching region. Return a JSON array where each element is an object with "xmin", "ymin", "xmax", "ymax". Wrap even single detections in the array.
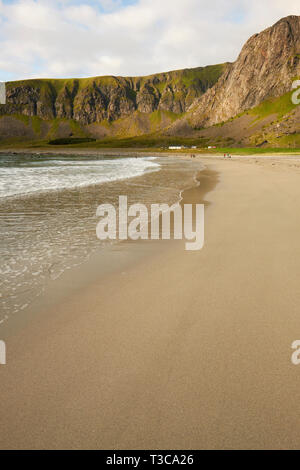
[
  {"xmin": 0, "ymin": 15, "xmax": 299, "ymax": 147},
  {"xmin": 0, "ymin": 65, "xmax": 225, "ymax": 125},
  {"xmin": 187, "ymin": 15, "xmax": 300, "ymax": 128}
]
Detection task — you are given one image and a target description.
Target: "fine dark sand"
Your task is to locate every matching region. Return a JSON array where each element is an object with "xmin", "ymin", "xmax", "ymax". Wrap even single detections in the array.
[{"xmin": 1, "ymin": 156, "xmax": 300, "ymax": 449}]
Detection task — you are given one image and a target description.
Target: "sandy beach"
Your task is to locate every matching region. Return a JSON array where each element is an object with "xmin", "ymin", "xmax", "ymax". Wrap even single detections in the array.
[{"xmin": 1, "ymin": 155, "xmax": 300, "ymax": 449}]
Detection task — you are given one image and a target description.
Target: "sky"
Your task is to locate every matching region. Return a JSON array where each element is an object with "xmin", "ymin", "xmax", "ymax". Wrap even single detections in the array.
[{"xmin": 0, "ymin": 0, "xmax": 299, "ymax": 82}]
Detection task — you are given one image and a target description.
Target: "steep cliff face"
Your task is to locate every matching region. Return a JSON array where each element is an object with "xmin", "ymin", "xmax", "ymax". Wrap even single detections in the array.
[
  {"xmin": 0, "ymin": 64, "xmax": 225, "ymax": 126},
  {"xmin": 0, "ymin": 15, "xmax": 299, "ymax": 146},
  {"xmin": 188, "ymin": 15, "xmax": 300, "ymax": 128}
]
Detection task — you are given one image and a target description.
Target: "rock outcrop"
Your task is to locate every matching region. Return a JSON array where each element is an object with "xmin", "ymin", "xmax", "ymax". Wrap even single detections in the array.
[
  {"xmin": 0, "ymin": 65, "xmax": 225, "ymax": 125},
  {"xmin": 0, "ymin": 15, "xmax": 299, "ymax": 146},
  {"xmin": 188, "ymin": 15, "xmax": 300, "ymax": 128}
]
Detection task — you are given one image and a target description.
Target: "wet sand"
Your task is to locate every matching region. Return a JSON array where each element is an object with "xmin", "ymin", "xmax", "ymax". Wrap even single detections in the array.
[{"xmin": 1, "ymin": 157, "xmax": 300, "ymax": 449}]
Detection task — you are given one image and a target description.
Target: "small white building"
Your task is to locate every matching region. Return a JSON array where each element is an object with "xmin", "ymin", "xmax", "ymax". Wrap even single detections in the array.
[{"xmin": 169, "ymin": 146, "xmax": 183, "ymax": 150}]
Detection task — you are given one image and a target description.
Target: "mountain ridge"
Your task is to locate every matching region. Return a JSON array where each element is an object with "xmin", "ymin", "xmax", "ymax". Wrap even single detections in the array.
[
  {"xmin": 0, "ymin": 15, "xmax": 299, "ymax": 148},
  {"xmin": 188, "ymin": 15, "xmax": 300, "ymax": 127},
  {"xmin": 0, "ymin": 64, "xmax": 225, "ymax": 125}
]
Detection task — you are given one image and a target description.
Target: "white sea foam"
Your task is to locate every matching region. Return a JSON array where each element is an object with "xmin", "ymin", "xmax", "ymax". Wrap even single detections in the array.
[
  {"xmin": 0, "ymin": 154, "xmax": 201, "ymax": 323},
  {"xmin": 0, "ymin": 156, "xmax": 160, "ymax": 198}
]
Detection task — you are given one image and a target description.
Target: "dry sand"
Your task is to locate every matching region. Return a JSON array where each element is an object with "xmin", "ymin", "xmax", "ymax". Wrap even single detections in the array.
[{"xmin": 1, "ymin": 156, "xmax": 300, "ymax": 449}]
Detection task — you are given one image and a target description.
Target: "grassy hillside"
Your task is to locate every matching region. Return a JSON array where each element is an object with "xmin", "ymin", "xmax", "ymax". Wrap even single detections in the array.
[
  {"xmin": 0, "ymin": 64, "xmax": 227, "ymax": 143},
  {"xmin": 1, "ymin": 68, "xmax": 299, "ymax": 150},
  {"xmin": 6, "ymin": 64, "xmax": 225, "ymax": 94}
]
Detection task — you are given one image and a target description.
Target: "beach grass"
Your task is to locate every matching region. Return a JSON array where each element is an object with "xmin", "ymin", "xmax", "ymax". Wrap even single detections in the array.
[{"xmin": 0, "ymin": 140, "xmax": 299, "ymax": 156}]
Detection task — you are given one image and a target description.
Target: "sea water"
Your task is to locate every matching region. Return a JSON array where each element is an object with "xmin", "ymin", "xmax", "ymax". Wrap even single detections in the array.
[{"xmin": 0, "ymin": 153, "xmax": 201, "ymax": 323}]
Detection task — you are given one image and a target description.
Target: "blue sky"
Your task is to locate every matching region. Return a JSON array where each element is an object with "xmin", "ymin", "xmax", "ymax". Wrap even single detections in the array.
[{"xmin": 0, "ymin": 0, "xmax": 299, "ymax": 81}]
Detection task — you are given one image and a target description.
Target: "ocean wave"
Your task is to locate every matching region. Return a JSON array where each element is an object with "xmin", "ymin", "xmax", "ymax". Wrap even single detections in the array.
[{"xmin": 0, "ymin": 156, "xmax": 160, "ymax": 198}]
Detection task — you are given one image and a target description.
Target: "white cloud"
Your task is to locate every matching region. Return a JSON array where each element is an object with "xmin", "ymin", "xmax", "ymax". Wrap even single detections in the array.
[{"xmin": 0, "ymin": 0, "xmax": 299, "ymax": 81}]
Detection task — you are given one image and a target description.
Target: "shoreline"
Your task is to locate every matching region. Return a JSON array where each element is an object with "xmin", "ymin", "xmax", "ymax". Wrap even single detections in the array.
[
  {"xmin": 1, "ymin": 156, "xmax": 300, "ymax": 449},
  {"xmin": 1, "ymin": 147, "xmax": 300, "ymax": 159},
  {"xmin": 0, "ymin": 153, "xmax": 161, "ymax": 202},
  {"xmin": 0, "ymin": 157, "xmax": 212, "ymax": 338}
]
